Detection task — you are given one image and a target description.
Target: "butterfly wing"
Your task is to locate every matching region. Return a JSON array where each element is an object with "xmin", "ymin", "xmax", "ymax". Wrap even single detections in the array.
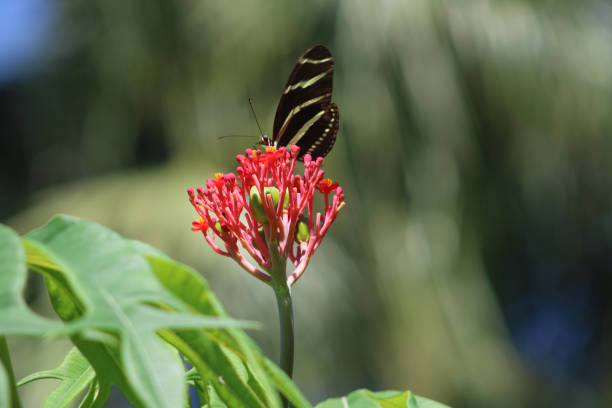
[{"xmin": 272, "ymin": 45, "xmax": 339, "ymax": 159}]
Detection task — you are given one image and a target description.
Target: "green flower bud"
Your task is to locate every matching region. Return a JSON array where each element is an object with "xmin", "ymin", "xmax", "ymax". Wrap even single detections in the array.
[
  {"xmin": 249, "ymin": 186, "xmax": 268, "ymax": 224},
  {"xmin": 262, "ymin": 186, "xmax": 290, "ymax": 209},
  {"xmin": 264, "ymin": 186, "xmax": 279, "ymax": 206},
  {"xmin": 249, "ymin": 186, "xmax": 289, "ymax": 224},
  {"xmin": 214, "ymin": 222, "xmax": 223, "ymax": 234},
  {"xmin": 295, "ymin": 217, "xmax": 310, "ymax": 243}
]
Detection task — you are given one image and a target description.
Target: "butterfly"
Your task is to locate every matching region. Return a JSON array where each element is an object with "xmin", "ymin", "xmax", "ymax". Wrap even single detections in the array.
[{"xmin": 259, "ymin": 45, "xmax": 339, "ymax": 160}]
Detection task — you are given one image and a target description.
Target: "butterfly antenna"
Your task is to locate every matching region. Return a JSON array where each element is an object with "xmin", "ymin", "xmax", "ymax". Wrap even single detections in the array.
[
  {"xmin": 248, "ymin": 97, "xmax": 265, "ymax": 138},
  {"xmin": 216, "ymin": 134, "xmax": 258, "ymax": 140}
]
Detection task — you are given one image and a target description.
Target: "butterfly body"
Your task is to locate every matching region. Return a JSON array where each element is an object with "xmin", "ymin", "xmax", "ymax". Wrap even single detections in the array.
[{"xmin": 261, "ymin": 45, "xmax": 339, "ymax": 160}]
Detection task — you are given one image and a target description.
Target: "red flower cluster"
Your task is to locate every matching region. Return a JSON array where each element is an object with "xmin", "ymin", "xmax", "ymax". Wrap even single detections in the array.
[{"xmin": 187, "ymin": 146, "xmax": 345, "ymax": 285}]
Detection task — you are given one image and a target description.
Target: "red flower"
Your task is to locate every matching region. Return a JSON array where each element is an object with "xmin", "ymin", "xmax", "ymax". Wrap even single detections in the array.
[
  {"xmin": 187, "ymin": 146, "xmax": 345, "ymax": 285},
  {"xmin": 191, "ymin": 217, "xmax": 208, "ymax": 233}
]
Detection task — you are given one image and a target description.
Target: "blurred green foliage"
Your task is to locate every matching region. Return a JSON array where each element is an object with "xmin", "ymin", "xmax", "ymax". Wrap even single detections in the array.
[{"xmin": 2, "ymin": 0, "xmax": 612, "ymax": 407}]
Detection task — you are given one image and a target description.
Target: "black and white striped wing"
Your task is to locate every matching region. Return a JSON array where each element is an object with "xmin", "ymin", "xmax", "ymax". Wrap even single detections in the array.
[{"xmin": 272, "ymin": 45, "xmax": 339, "ymax": 160}]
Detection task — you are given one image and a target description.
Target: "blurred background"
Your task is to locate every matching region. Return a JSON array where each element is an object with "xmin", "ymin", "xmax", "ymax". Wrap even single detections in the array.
[{"xmin": 2, "ymin": 0, "xmax": 612, "ymax": 407}]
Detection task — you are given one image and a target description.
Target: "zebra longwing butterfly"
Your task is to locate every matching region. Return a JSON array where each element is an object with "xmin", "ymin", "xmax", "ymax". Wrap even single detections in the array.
[{"xmin": 260, "ymin": 45, "xmax": 339, "ymax": 160}]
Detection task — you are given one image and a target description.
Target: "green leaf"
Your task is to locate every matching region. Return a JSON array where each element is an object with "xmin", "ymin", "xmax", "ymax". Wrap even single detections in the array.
[
  {"xmin": 204, "ymin": 382, "xmax": 228, "ymax": 408},
  {"xmin": 24, "ymin": 216, "xmax": 254, "ymax": 408},
  {"xmin": 314, "ymin": 389, "xmax": 451, "ymax": 408},
  {"xmin": 18, "ymin": 347, "xmax": 95, "ymax": 408},
  {"xmin": 413, "ymin": 396, "xmax": 451, "ymax": 408},
  {"xmin": 0, "ymin": 224, "xmax": 60, "ymax": 335}
]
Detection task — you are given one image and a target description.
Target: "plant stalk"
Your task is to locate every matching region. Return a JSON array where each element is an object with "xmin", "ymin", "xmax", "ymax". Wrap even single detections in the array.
[
  {"xmin": 268, "ymin": 243, "xmax": 294, "ymax": 407},
  {"xmin": 0, "ymin": 336, "xmax": 23, "ymax": 408},
  {"xmin": 273, "ymin": 281, "xmax": 294, "ymax": 380}
]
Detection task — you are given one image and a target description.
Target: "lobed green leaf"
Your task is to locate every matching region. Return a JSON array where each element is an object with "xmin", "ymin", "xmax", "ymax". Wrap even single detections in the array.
[{"xmin": 1, "ymin": 216, "xmax": 310, "ymax": 407}]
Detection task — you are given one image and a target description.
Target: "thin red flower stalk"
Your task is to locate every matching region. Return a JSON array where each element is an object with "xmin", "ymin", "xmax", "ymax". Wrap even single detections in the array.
[{"xmin": 187, "ymin": 145, "xmax": 345, "ymax": 285}]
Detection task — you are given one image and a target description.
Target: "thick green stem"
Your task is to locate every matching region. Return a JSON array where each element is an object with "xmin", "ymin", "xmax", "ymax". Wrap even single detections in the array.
[
  {"xmin": 273, "ymin": 281, "xmax": 294, "ymax": 380},
  {"xmin": 0, "ymin": 336, "xmax": 22, "ymax": 408},
  {"xmin": 268, "ymin": 243, "xmax": 294, "ymax": 407}
]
